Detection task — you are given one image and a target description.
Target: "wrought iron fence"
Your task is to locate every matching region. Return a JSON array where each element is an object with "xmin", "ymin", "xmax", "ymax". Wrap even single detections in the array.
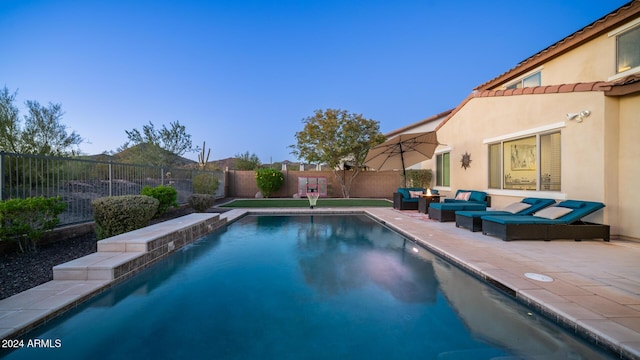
[{"xmin": 0, "ymin": 151, "xmax": 224, "ymax": 226}]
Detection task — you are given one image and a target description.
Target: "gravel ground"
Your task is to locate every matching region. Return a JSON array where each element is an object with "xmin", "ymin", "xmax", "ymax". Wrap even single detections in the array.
[{"xmin": 0, "ymin": 204, "xmax": 230, "ymax": 301}]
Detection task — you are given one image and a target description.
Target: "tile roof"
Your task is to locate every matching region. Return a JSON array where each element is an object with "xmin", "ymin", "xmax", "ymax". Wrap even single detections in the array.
[
  {"xmin": 474, "ymin": 1, "xmax": 640, "ymax": 91},
  {"xmin": 436, "ymin": 74, "xmax": 640, "ymax": 131}
]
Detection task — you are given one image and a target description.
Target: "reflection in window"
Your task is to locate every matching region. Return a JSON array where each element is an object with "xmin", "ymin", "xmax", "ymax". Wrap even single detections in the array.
[
  {"xmin": 488, "ymin": 132, "xmax": 561, "ymax": 191},
  {"xmin": 504, "ymin": 137, "xmax": 537, "ymax": 190},
  {"xmin": 436, "ymin": 152, "xmax": 450, "ymax": 187},
  {"xmin": 505, "ymin": 71, "xmax": 541, "ymax": 89},
  {"xmin": 540, "ymin": 133, "xmax": 561, "ymax": 191},
  {"xmin": 617, "ymin": 25, "xmax": 640, "ymax": 73}
]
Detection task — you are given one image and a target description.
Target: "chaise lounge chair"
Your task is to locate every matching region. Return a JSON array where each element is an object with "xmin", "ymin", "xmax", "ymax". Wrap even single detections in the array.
[
  {"xmin": 455, "ymin": 197, "xmax": 556, "ymax": 232},
  {"xmin": 428, "ymin": 190, "xmax": 490, "ymax": 222},
  {"xmin": 481, "ymin": 200, "xmax": 609, "ymax": 241}
]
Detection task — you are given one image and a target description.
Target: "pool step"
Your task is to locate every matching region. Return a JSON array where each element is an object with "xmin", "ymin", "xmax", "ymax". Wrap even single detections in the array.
[
  {"xmin": 53, "ymin": 252, "xmax": 142, "ymax": 281},
  {"xmin": 53, "ymin": 213, "xmax": 226, "ymax": 281}
]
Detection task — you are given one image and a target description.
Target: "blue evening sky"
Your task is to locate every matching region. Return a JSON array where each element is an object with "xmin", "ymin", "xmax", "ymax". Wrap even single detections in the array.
[{"xmin": 0, "ymin": 0, "xmax": 630, "ymax": 163}]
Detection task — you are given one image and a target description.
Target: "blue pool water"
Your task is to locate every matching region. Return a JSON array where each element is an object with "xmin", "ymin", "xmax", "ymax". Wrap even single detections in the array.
[{"xmin": 2, "ymin": 215, "xmax": 612, "ymax": 359}]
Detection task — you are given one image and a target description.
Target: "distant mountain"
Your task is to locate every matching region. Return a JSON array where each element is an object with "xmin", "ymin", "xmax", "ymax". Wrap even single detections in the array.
[
  {"xmin": 82, "ymin": 148, "xmax": 296, "ymax": 170},
  {"xmin": 82, "ymin": 144, "xmax": 196, "ymax": 167}
]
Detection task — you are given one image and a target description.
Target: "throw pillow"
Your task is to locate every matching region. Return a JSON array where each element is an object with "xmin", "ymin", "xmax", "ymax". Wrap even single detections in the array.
[
  {"xmin": 501, "ymin": 202, "xmax": 532, "ymax": 214},
  {"xmin": 455, "ymin": 192, "xmax": 471, "ymax": 201},
  {"xmin": 409, "ymin": 190, "xmax": 422, "ymax": 198},
  {"xmin": 533, "ymin": 206, "xmax": 573, "ymax": 219}
]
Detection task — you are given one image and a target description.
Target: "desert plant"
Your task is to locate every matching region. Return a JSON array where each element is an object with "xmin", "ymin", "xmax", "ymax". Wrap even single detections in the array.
[
  {"xmin": 188, "ymin": 194, "xmax": 216, "ymax": 212},
  {"xmin": 198, "ymin": 141, "xmax": 211, "ymax": 170},
  {"xmin": 193, "ymin": 173, "xmax": 219, "ymax": 195},
  {"xmin": 141, "ymin": 185, "xmax": 178, "ymax": 215},
  {"xmin": 92, "ymin": 195, "xmax": 159, "ymax": 239},
  {"xmin": 0, "ymin": 196, "xmax": 67, "ymax": 252},
  {"xmin": 255, "ymin": 168, "xmax": 285, "ymax": 198}
]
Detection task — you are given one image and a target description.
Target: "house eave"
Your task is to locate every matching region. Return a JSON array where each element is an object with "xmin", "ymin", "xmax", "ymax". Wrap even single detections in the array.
[{"xmin": 474, "ymin": 1, "xmax": 640, "ymax": 91}]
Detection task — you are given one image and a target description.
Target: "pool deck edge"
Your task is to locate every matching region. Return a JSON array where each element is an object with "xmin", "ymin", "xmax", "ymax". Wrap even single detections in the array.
[{"xmin": 0, "ymin": 213, "xmax": 226, "ymax": 341}]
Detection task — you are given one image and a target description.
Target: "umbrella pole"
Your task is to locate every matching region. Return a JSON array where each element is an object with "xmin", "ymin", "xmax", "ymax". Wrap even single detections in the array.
[{"xmin": 400, "ymin": 143, "xmax": 407, "ymax": 188}]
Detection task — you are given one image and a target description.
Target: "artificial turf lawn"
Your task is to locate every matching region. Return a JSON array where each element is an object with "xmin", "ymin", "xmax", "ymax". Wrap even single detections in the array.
[{"xmin": 220, "ymin": 198, "xmax": 392, "ymax": 208}]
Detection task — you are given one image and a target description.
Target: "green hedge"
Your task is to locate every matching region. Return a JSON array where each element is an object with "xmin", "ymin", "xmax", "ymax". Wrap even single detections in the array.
[
  {"xmin": 92, "ymin": 195, "xmax": 159, "ymax": 239},
  {"xmin": 255, "ymin": 168, "xmax": 284, "ymax": 198},
  {"xmin": 405, "ymin": 169, "xmax": 433, "ymax": 189},
  {"xmin": 0, "ymin": 196, "xmax": 66, "ymax": 252},
  {"xmin": 193, "ymin": 173, "xmax": 219, "ymax": 195},
  {"xmin": 141, "ymin": 185, "xmax": 178, "ymax": 215},
  {"xmin": 188, "ymin": 194, "xmax": 216, "ymax": 212}
]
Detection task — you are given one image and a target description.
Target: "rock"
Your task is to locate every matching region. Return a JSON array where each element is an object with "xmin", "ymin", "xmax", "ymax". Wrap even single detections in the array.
[{"xmin": 255, "ymin": 191, "xmax": 264, "ymax": 198}]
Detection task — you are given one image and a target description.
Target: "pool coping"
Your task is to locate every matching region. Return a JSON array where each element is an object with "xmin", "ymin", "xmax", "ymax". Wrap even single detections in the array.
[
  {"xmin": 0, "ymin": 213, "xmax": 227, "ymax": 341},
  {"xmin": 231, "ymin": 208, "xmax": 640, "ymax": 360},
  {"xmin": 1, "ymin": 207, "xmax": 638, "ymax": 359}
]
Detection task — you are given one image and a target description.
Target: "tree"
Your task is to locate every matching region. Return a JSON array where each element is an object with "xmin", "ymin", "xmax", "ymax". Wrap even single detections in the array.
[
  {"xmin": 121, "ymin": 120, "xmax": 195, "ymax": 166},
  {"xmin": 21, "ymin": 101, "xmax": 83, "ymax": 156},
  {"xmin": 0, "ymin": 87, "xmax": 21, "ymax": 153},
  {"xmin": 235, "ymin": 151, "xmax": 261, "ymax": 170},
  {"xmin": 0, "ymin": 86, "xmax": 83, "ymax": 156},
  {"xmin": 290, "ymin": 109, "xmax": 386, "ymax": 198}
]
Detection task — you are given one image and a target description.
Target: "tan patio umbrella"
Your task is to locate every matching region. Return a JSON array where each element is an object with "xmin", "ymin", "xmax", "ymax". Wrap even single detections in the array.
[{"xmin": 364, "ymin": 131, "xmax": 439, "ymax": 187}]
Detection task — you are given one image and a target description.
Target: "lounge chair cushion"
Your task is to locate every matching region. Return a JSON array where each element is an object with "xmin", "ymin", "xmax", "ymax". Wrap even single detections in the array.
[
  {"xmin": 397, "ymin": 188, "xmax": 424, "ymax": 200},
  {"xmin": 523, "ymin": 197, "xmax": 547, "ymax": 205},
  {"xmin": 455, "ymin": 192, "xmax": 471, "ymax": 201},
  {"xmin": 397, "ymin": 188, "xmax": 410, "ymax": 199},
  {"xmin": 456, "ymin": 198, "xmax": 555, "ymax": 219},
  {"xmin": 445, "ymin": 190, "xmax": 487, "ymax": 204},
  {"xmin": 468, "ymin": 191, "xmax": 486, "ymax": 203},
  {"xmin": 534, "ymin": 206, "xmax": 573, "ymax": 219},
  {"xmin": 501, "ymin": 202, "xmax": 531, "ymax": 214},
  {"xmin": 481, "ymin": 200, "xmax": 605, "ymax": 225},
  {"xmin": 409, "ymin": 190, "xmax": 423, "ymax": 198},
  {"xmin": 430, "ymin": 202, "xmax": 486, "ymax": 211},
  {"xmin": 558, "ymin": 200, "xmax": 586, "ymax": 209}
]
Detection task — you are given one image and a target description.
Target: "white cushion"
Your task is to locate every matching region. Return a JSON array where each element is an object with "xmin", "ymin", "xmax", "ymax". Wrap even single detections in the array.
[
  {"xmin": 533, "ymin": 206, "xmax": 573, "ymax": 219},
  {"xmin": 501, "ymin": 202, "xmax": 532, "ymax": 214},
  {"xmin": 455, "ymin": 192, "xmax": 471, "ymax": 201},
  {"xmin": 409, "ymin": 190, "xmax": 422, "ymax": 198}
]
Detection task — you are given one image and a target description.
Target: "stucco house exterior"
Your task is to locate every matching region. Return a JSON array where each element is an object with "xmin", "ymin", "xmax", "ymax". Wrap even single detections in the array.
[{"xmin": 400, "ymin": 1, "xmax": 640, "ymax": 240}]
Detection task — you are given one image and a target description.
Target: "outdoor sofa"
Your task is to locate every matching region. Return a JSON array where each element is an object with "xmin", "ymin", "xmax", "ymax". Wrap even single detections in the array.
[
  {"xmin": 428, "ymin": 190, "xmax": 490, "ymax": 222},
  {"xmin": 393, "ymin": 188, "xmax": 438, "ymax": 210},
  {"xmin": 455, "ymin": 197, "xmax": 556, "ymax": 232},
  {"xmin": 481, "ymin": 200, "xmax": 609, "ymax": 241}
]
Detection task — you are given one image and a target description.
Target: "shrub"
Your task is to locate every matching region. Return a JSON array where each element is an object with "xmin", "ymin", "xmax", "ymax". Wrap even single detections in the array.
[
  {"xmin": 188, "ymin": 194, "xmax": 216, "ymax": 212},
  {"xmin": 141, "ymin": 185, "xmax": 178, "ymax": 215},
  {"xmin": 405, "ymin": 169, "xmax": 433, "ymax": 189},
  {"xmin": 0, "ymin": 196, "xmax": 67, "ymax": 252},
  {"xmin": 193, "ymin": 173, "xmax": 219, "ymax": 195},
  {"xmin": 255, "ymin": 168, "xmax": 285, "ymax": 198},
  {"xmin": 92, "ymin": 195, "xmax": 159, "ymax": 239}
]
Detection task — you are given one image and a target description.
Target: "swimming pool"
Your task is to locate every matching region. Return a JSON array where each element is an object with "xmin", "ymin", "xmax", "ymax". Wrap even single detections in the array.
[{"xmin": 2, "ymin": 215, "xmax": 612, "ymax": 359}]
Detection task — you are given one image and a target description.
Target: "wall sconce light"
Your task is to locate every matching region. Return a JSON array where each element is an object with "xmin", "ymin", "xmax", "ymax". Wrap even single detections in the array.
[{"xmin": 566, "ymin": 110, "xmax": 591, "ymax": 123}]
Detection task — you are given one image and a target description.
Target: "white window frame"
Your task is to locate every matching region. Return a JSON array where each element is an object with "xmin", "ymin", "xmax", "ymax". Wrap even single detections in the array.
[
  {"xmin": 434, "ymin": 147, "xmax": 451, "ymax": 191},
  {"xmin": 608, "ymin": 18, "xmax": 640, "ymax": 80},
  {"xmin": 483, "ymin": 123, "xmax": 567, "ymax": 200},
  {"xmin": 504, "ymin": 67, "xmax": 543, "ymax": 89}
]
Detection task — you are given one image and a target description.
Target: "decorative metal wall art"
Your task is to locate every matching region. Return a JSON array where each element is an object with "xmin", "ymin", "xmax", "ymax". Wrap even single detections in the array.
[{"xmin": 461, "ymin": 152, "xmax": 472, "ymax": 170}]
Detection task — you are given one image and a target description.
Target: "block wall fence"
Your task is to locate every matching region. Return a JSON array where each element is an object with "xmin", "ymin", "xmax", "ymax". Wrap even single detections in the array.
[{"xmin": 224, "ymin": 170, "xmax": 404, "ymax": 199}]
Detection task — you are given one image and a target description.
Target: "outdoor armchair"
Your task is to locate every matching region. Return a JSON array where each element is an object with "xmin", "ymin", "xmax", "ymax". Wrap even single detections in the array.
[{"xmin": 393, "ymin": 188, "xmax": 433, "ymax": 210}]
